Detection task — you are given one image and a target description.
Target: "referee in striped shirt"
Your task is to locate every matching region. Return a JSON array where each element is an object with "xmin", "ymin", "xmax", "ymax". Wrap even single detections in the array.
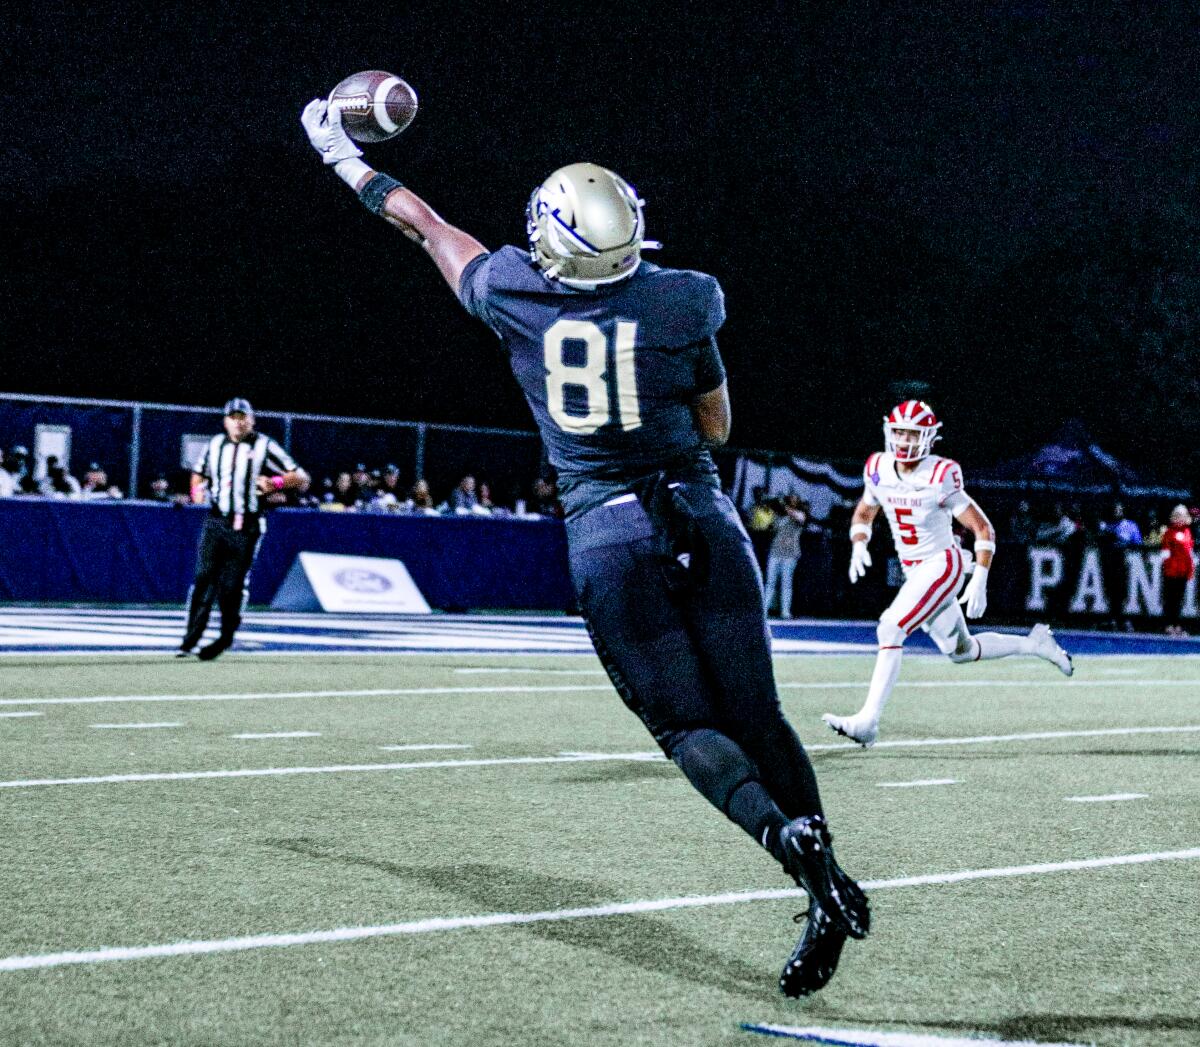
[{"xmin": 178, "ymin": 398, "xmax": 309, "ymax": 660}]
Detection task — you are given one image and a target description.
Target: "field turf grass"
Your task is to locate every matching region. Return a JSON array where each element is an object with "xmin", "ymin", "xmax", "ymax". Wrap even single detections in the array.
[{"xmin": 0, "ymin": 653, "xmax": 1196, "ymax": 1046}]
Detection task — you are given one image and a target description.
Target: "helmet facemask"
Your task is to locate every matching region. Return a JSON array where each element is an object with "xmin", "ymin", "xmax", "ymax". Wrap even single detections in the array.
[
  {"xmin": 882, "ymin": 401, "xmax": 942, "ymax": 462},
  {"xmin": 526, "ymin": 163, "xmax": 660, "ymax": 290}
]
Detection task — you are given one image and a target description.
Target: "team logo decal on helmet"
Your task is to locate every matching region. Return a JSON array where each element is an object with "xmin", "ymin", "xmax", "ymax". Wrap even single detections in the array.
[
  {"xmin": 883, "ymin": 400, "xmax": 942, "ymax": 462},
  {"xmin": 526, "ymin": 162, "xmax": 661, "ymax": 289}
]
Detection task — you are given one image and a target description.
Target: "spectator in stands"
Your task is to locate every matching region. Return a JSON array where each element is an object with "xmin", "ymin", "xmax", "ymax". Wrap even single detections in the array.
[
  {"xmin": 1036, "ymin": 501, "xmax": 1078, "ymax": 545},
  {"xmin": 39, "ymin": 457, "xmax": 82, "ymax": 499},
  {"xmin": 81, "ymin": 462, "xmax": 124, "ymax": 500},
  {"xmin": 334, "ymin": 471, "xmax": 360, "ymax": 508},
  {"xmin": 477, "ymin": 481, "xmax": 496, "ymax": 514},
  {"xmin": 7, "ymin": 446, "xmax": 38, "ymax": 494},
  {"xmin": 408, "ymin": 478, "xmax": 438, "ymax": 515},
  {"xmin": 452, "ymin": 474, "xmax": 479, "ymax": 513},
  {"xmin": 526, "ymin": 476, "xmax": 563, "ymax": 518},
  {"xmin": 1143, "ymin": 509, "xmax": 1166, "ymax": 550},
  {"xmin": 380, "ymin": 463, "xmax": 405, "ymax": 499},
  {"xmin": 0, "ymin": 450, "xmax": 14, "ymax": 498},
  {"xmin": 1161, "ymin": 504, "xmax": 1195, "ymax": 637},
  {"xmin": 352, "ymin": 463, "xmax": 374, "ymax": 498},
  {"xmin": 1103, "ymin": 502, "xmax": 1142, "ymax": 548},
  {"xmin": 746, "ymin": 486, "xmax": 778, "ymax": 568},
  {"xmin": 1006, "ymin": 500, "xmax": 1038, "ymax": 544},
  {"xmin": 763, "ymin": 495, "xmax": 807, "ymax": 619},
  {"xmin": 149, "ymin": 474, "xmax": 173, "ymax": 501}
]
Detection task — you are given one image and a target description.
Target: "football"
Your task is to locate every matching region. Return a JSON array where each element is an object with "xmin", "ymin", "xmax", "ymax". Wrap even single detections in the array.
[{"xmin": 329, "ymin": 70, "xmax": 418, "ymax": 143}]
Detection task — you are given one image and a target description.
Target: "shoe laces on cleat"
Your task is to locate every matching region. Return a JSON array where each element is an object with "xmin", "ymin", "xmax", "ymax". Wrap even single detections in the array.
[
  {"xmin": 779, "ymin": 816, "xmax": 870, "ymax": 940},
  {"xmin": 779, "ymin": 901, "xmax": 847, "ymax": 998}
]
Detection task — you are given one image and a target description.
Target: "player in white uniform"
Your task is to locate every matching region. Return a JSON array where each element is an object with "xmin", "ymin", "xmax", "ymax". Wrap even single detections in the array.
[{"xmin": 822, "ymin": 400, "xmax": 1073, "ymax": 748}]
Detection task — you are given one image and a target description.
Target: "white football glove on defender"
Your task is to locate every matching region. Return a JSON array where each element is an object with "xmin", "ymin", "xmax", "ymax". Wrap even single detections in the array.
[
  {"xmin": 959, "ymin": 563, "xmax": 988, "ymax": 618},
  {"xmin": 848, "ymin": 541, "xmax": 872, "ymax": 583},
  {"xmin": 301, "ymin": 98, "xmax": 363, "ymax": 165}
]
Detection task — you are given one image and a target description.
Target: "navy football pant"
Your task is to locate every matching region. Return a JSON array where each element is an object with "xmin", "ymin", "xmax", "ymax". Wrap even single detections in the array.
[{"xmin": 567, "ymin": 483, "xmax": 823, "ymax": 850}]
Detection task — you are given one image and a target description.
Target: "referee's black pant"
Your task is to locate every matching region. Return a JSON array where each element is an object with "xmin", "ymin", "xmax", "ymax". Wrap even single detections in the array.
[{"xmin": 181, "ymin": 514, "xmax": 263, "ymax": 651}]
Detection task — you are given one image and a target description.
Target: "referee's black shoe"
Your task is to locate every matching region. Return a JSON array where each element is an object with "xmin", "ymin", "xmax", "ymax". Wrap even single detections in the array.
[
  {"xmin": 197, "ymin": 637, "xmax": 233, "ymax": 661},
  {"xmin": 777, "ymin": 814, "xmax": 870, "ymax": 940},
  {"xmin": 174, "ymin": 647, "xmax": 194, "ymax": 659}
]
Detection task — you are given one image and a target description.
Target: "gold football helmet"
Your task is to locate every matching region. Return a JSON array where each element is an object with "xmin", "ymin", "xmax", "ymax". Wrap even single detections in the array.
[{"xmin": 526, "ymin": 163, "xmax": 660, "ymax": 289}]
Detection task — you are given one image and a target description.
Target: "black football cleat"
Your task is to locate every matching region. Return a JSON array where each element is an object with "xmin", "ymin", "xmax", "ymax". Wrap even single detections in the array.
[
  {"xmin": 197, "ymin": 638, "xmax": 233, "ymax": 662},
  {"xmin": 780, "ymin": 900, "xmax": 848, "ymax": 998},
  {"xmin": 778, "ymin": 815, "xmax": 870, "ymax": 940},
  {"xmin": 174, "ymin": 647, "xmax": 194, "ymax": 659}
]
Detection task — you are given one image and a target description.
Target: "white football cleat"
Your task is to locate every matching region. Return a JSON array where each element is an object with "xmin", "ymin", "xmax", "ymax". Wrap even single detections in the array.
[
  {"xmin": 1029, "ymin": 623, "xmax": 1073, "ymax": 677},
  {"xmin": 822, "ymin": 713, "xmax": 878, "ymax": 749}
]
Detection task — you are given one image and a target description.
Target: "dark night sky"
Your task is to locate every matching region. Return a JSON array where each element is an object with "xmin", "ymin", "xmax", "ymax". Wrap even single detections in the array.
[{"xmin": 7, "ymin": 2, "xmax": 1199, "ymax": 475}]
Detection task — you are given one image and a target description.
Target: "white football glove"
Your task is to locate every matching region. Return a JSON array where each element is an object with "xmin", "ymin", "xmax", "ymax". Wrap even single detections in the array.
[
  {"xmin": 848, "ymin": 541, "xmax": 872, "ymax": 583},
  {"xmin": 959, "ymin": 563, "xmax": 989, "ymax": 618},
  {"xmin": 301, "ymin": 98, "xmax": 363, "ymax": 165}
]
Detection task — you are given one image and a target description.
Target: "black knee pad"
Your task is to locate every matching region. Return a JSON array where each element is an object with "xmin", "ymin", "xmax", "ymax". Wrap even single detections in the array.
[{"xmin": 667, "ymin": 727, "xmax": 759, "ymax": 815}]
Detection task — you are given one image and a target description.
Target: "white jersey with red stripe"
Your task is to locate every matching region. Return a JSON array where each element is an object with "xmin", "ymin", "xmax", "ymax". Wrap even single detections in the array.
[{"xmin": 862, "ymin": 451, "xmax": 971, "ymax": 562}]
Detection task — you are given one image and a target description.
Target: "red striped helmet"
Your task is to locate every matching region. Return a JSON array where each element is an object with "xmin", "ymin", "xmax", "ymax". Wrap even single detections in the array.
[{"xmin": 883, "ymin": 400, "xmax": 942, "ymax": 461}]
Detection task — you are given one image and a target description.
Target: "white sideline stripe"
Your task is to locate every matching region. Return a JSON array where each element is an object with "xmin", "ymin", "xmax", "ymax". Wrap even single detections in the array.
[
  {"xmin": 7, "ymin": 677, "xmax": 1200, "ymax": 709},
  {"xmin": 3, "ymin": 725, "xmax": 1198, "ymax": 790},
  {"xmin": 378, "ymin": 744, "xmax": 472, "ymax": 752},
  {"xmin": 90, "ymin": 722, "xmax": 182, "ymax": 730},
  {"xmin": 0, "ymin": 752, "xmax": 662, "ymax": 790},
  {"xmin": 0, "ymin": 847, "xmax": 1196, "ymax": 974},
  {"xmin": 1065, "ymin": 793, "xmax": 1148, "ymax": 803},
  {"xmin": 0, "ymin": 685, "xmax": 614, "ymax": 707},
  {"xmin": 742, "ymin": 1022, "xmax": 1082, "ymax": 1046},
  {"xmin": 232, "ymin": 732, "xmax": 321, "ymax": 740},
  {"xmin": 454, "ymin": 668, "xmax": 608, "ymax": 675},
  {"xmin": 808, "ymin": 724, "xmax": 1200, "ymax": 751},
  {"xmin": 0, "ymin": 712, "xmax": 43, "ymax": 718},
  {"xmin": 876, "ymin": 778, "xmax": 959, "ymax": 789}
]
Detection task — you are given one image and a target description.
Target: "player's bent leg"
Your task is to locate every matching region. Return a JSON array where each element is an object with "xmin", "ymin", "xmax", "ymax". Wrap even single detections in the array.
[{"xmin": 924, "ymin": 601, "xmax": 1074, "ymax": 675}]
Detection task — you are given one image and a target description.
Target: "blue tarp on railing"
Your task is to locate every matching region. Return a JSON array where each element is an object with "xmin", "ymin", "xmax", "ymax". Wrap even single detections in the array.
[{"xmin": 0, "ymin": 500, "xmax": 573, "ymax": 610}]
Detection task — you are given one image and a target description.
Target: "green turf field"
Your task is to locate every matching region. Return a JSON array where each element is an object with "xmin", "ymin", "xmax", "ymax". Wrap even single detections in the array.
[{"xmin": 0, "ymin": 653, "xmax": 1197, "ymax": 1046}]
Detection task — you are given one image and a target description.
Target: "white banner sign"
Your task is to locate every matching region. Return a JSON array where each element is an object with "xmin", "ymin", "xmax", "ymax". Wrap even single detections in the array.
[{"xmin": 271, "ymin": 552, "xmax": 431, "ymax": 614}]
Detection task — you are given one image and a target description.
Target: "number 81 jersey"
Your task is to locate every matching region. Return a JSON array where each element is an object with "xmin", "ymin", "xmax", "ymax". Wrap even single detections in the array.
[
  {"xmin": 863, "ymin": 451, "xmax": 971, "ymax": 561},
  {"xmin": 458, "ymin": 245, "xmax": 726, "ymax": 513}
]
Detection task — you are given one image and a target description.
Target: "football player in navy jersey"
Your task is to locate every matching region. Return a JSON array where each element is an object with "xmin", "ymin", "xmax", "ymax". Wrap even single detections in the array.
[{"xmin": 302, "ymin": 98, "xmax": 869, "ymax": 996}]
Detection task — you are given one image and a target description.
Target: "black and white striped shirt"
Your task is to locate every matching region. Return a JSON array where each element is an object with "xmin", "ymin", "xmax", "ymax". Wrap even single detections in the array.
[{"xmin": 193, "ymin": 433, "xmax": 298, "ymax": 518}]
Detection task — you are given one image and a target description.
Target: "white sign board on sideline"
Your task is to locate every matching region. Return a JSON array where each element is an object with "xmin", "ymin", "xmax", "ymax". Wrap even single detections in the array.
[{"xmin": 271, "ymin": 552, "xmax": 431, "ymax": 613}]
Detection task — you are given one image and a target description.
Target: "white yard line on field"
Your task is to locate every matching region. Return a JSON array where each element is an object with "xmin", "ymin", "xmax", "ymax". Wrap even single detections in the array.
[
  {"xmin": 876, "ymin": 779, "xmax": 960, "ymax": 788},
  {"xmin": 5, "ymin": 677, "xmax": 1200, "ymax": 708},
  {"xmin": 231, "ymin": 732, "xmax": 321, "ymax": 740},
  {"xmin": 0, "ymin": 846, "xmax": 1196, "ymax": 973},
  {"xmin": 1065, "ymin": 793, "xmax": 1148, "ymax": 803},
  {"xmin": 1, "ymin": 724, "xmax": 1197, "ymax": 790},
  {"xmin": 454, "ymin": 668, "xmax": 608, "ymax": 675},
  {"xmin": 0, "ymin": 685, "xmax": 615, "ymax": 707},
  {"xmin": 742, "ymin": 1023, "xmax": 1082, "ymax": 1046},
  {"xmin": 0, "ymin": 712, "xmax": 43, "ymax": 718},
  {"xmin": 378, "ymin": 744, "xmax": 473, "ymax": 752},
  {"xmin": 0, "ymin": 753, "xmax": 661, "ymax": 790}
]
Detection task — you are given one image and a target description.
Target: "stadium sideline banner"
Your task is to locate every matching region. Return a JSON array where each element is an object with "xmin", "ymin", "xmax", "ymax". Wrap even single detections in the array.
[{"xmin": 271, "ymin": 552, "xmax": 432, "ymax": 613}]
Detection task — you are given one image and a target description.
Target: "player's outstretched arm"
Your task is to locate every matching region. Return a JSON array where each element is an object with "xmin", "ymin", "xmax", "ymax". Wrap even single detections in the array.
[{"xmin": 300, "ymin": 99, "xmax": 486, "ymax": 296}]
